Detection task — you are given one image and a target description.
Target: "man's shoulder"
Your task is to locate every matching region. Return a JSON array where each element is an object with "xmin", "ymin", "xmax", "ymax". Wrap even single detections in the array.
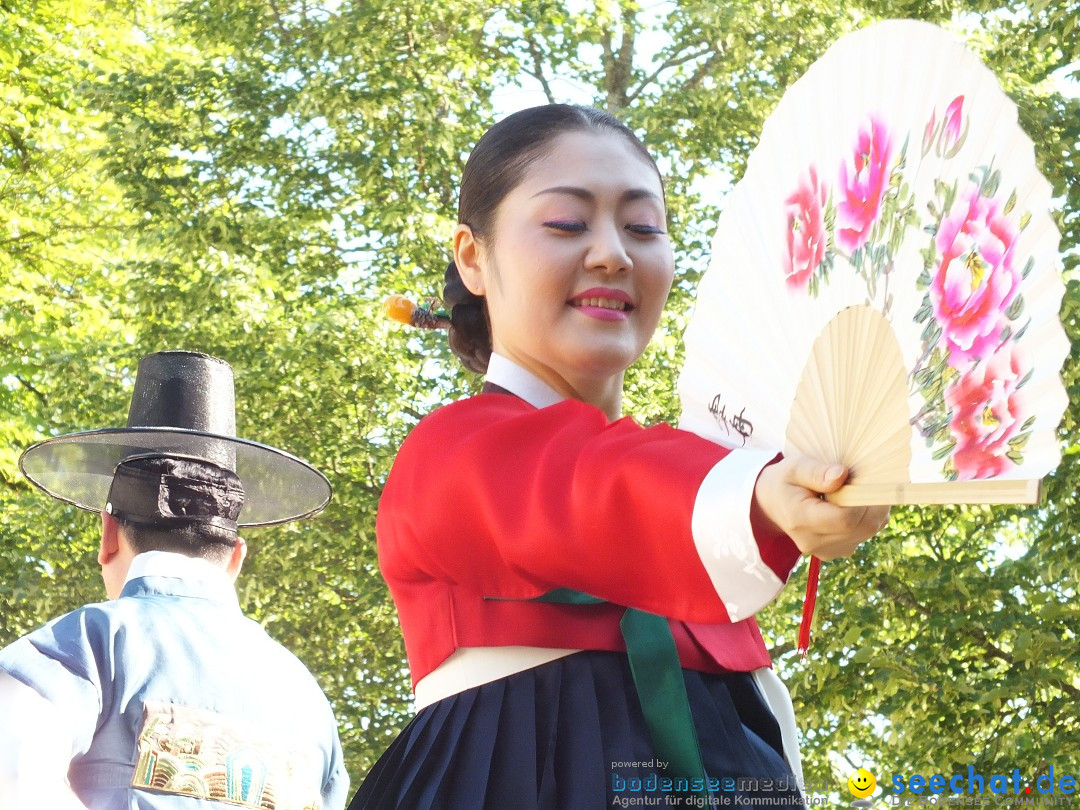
[
  {"xmin": 4, "ymin": 597, "xmax": 112, "ymax": 647},
  {"xmin": 0, "ymin": 600, "xmax": 114, "ymax": 708},
  {"xmin": 0, "ymin": 596, "xmax": 152, "ymax": 682}
]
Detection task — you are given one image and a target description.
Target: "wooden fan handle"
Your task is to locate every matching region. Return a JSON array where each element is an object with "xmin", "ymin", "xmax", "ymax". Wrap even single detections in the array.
[{"xmin": 826, "ymin": 479, "xmax": 1043, "ymax": 506}]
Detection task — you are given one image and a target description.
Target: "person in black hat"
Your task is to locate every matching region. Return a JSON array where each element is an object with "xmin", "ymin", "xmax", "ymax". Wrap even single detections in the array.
[{"xmin": 0, "ymin": 351, "xmax": 349, "ymax": 809}]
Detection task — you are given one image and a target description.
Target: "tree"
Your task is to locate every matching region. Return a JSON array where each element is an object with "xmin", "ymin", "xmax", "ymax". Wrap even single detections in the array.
[
  {"xmin": 1, "ymin": 0, "xmax": 151, "ymax": 640},
  {"xmin": 2, "ymin": 0, "xmax": 1076, "ymax": 790}
]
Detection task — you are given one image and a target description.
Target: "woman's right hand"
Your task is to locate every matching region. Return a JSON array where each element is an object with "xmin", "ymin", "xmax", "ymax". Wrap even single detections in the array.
[{"xmin": 751, "ymin": 454, "xmax": 890, "ymax": 560}]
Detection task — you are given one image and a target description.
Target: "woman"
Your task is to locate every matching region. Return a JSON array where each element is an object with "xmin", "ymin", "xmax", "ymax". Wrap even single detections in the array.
[{"xmin": 353, "ymin": 103, "xmax": 888, "ymax": 808}]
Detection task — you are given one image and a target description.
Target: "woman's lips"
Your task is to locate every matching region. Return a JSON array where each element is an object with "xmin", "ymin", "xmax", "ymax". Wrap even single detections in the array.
[{"xmin": 569, "ymin": 289, "xmax": 633, "ymax": 321}]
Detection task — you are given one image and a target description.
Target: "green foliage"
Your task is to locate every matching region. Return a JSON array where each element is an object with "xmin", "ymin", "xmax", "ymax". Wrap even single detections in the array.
[{"xmin": 2, "ymin": 0, "xmax": 1077, "ymax": 792}]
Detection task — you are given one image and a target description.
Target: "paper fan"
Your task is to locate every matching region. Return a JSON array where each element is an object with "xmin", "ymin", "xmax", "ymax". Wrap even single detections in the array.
[{"xmin": 677, "ymin": 19, "xmax": 1069, "ymax": 506}]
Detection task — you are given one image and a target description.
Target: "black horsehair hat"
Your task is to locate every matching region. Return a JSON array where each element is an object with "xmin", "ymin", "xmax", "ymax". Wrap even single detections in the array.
[{"xmin": 19, "ymin": 351, "xmax": 331, "ymax": 527}]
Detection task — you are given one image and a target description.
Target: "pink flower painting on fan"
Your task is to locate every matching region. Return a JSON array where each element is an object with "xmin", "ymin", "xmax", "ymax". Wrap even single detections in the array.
[
  {"xmin": 945, "ymin": 345, "xmax": 1029, "ymax": 479},
  {"xmin": 836, "ymin": 115, "xmax": 894, "ymax": 253},
  {"xmin": 923, "ymin": 95, "xmax": 967, "ymax": 158},
  {"xmin": 783, "ymin": 166, "xmax": 828, "ymax": 290},
  {"xmin": 942, "ymin": 95, "xmax": 965, "ymax": 154},
  {"xmin": 930, "ymin": 183, "xmax": 1021, "ymax": 365}
]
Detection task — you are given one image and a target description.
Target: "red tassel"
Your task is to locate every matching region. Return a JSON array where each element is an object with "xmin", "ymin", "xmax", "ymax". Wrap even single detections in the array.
[{"xmin": 797, "ymin": 555, "xmax": 821, "ymax": 656}]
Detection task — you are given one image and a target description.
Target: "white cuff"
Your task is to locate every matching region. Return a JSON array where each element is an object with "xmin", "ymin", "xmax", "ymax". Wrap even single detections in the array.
[{"xmin": 690, "ymin": 449, "xmax": 786, "ymax": 621}]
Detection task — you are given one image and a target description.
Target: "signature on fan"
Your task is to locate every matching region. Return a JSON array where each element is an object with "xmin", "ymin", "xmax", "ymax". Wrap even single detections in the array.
[{"xmin": 708, "ymin": 394, "xmax": 753, "ymax": 446}]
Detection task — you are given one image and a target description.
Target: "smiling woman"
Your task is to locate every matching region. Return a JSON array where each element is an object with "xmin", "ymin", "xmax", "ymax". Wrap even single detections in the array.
[
  {"xmin": 452, "ymin": 127, "xmax": 674, "ymax": 418},
  {"xmin": 349, "ymin": 103, "xmax": 890, "ymax": 809}
]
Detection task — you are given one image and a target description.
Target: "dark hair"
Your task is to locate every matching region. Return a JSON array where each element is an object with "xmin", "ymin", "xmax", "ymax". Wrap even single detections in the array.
[
  {"xmin": 123, "ymin": 521, "xmax": 238, "ymax": 565},
  {"xmin": 444, "ymin": 103, "xmax": 662, "ymax": 374}
]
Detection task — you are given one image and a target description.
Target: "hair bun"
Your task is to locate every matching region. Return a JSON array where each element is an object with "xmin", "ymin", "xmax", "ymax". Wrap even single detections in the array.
[{"xmin": 443, "ymin": 260, "xmax": 492, "ymax": 373}]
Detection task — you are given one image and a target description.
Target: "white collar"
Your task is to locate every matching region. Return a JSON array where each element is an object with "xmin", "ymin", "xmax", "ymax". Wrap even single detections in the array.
[
  {"xmin": 485, "ymin": 353, "xmax": 565, "ymax": 410},
  {"xmin": 124, "ymin": 550, "xmax": 235, "ymax": 590}
]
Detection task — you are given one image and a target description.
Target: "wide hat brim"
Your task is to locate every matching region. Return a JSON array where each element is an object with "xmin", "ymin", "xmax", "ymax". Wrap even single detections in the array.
[{"xmin": 19, "ymin": 427, "xmax": 331, "ymax": 527}]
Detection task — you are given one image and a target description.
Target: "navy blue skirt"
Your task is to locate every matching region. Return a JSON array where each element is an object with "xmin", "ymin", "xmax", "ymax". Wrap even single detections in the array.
[{"xmin": 350, "ymin": 651, "xmax": 802, "ymax": 809}]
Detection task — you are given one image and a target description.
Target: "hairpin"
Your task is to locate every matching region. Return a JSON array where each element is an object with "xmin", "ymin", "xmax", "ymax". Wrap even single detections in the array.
[{"xmin": 384, "ymin": 295, "xmax": 452, "ymax": 330}]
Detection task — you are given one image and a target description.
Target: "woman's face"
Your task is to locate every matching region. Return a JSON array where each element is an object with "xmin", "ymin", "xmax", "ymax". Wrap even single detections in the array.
[{"xmin": 455, "ymin": 129, "xmax": 675, "ymax": 405}]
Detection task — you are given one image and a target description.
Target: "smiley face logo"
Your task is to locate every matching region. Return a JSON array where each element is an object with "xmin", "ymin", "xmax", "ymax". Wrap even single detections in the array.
[{"xmin": 848, "ymin": 768, "xmax": 876, "ymax": 799}]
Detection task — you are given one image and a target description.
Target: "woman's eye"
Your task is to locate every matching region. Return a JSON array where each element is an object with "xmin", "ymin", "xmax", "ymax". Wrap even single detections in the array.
[
  {"xmin": 543, "ymin": 221, "xmax": 587, "ymax": 233},
  {"xmin": 626, "ymin": 224, "xmax": 666, "ymax": 235}
]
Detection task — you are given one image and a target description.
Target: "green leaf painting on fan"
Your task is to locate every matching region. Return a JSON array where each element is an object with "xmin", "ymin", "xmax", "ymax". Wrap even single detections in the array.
[{"xmin": 781, "ymin": 94, "xmax": 1038, "ymax": 484}]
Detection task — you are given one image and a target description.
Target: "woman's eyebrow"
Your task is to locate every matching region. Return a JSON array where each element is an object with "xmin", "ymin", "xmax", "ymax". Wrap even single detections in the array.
[{"xmin": 531, "ymin": 186, "xmax": 662, "ymax": 204}]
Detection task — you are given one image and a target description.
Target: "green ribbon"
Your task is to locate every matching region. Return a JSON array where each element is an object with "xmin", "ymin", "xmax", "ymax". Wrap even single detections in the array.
[{"xmin": 495, "ymin": 589, "xmax": 710, "ymax": 797}]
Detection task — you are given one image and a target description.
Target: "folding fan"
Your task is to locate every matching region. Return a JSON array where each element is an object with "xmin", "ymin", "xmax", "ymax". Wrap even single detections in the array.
[{"xmin": 677, "ymin": 19, "xmax": 1069, "ymax": 508}]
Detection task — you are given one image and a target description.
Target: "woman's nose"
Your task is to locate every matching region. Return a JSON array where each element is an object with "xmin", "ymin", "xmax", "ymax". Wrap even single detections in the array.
[{"xmin": 585, "ymin": 222, "xmax": 632, "ymax": 274}]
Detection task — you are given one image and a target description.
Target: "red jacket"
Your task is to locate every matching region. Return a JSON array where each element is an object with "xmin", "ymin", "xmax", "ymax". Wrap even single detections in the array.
[{"xmin": 377, "ymin": 392, "xmax": 801, "ymax": 688}]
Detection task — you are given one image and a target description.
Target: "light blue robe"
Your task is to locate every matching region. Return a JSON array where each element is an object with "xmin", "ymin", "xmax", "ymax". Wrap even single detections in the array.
[{"xmin": 0, "ymin": 553, "xmax": 349, "ymax": 809}]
